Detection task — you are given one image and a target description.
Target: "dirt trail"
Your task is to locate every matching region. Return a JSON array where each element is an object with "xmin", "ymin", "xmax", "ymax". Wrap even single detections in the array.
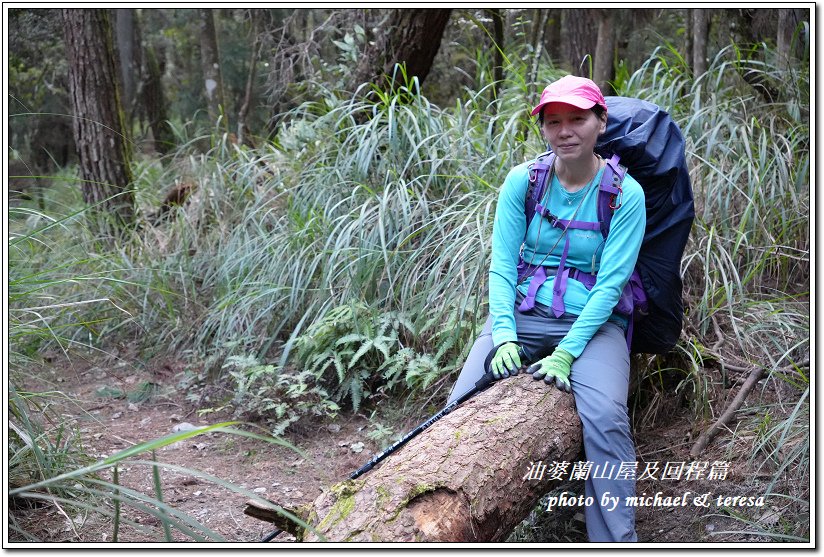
[
  {"xmin": 13, "ymin": 353, "xmax": 381, "ymax": 543},
  {"xmin": 11, "ymin": 351, "xmax": 786, "ymax": 544}
]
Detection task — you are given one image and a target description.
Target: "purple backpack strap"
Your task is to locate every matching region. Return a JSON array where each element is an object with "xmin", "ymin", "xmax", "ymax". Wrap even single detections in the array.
[
  {"xmin": 524, "ymin": 152, "xmax": 555, "ymax": 227},
  {"xmin": 597, "ymin": 154, "xmax": 626, "ymax": 239}
]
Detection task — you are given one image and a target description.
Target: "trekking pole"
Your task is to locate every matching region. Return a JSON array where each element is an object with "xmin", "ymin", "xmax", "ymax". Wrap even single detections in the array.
[
  {"xmin": 349, "ymin": 370, "xmax": 495, "ymax": 479},
  {"xmin": 260, "ymin": 370, "xmax": 498, "ymax": 542}
]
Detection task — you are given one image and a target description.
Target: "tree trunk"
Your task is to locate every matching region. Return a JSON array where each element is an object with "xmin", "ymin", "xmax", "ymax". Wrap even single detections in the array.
[
  {"xmin": 544, "ymin": 10, "xmax": 561, "ymax": 66},
  {"xmin": 593, "ymin": 9, "xmax": 615, "ymax": 94},
  {"xmin": 485, "ymin": 8, "xmax": 504, "ymax": 95},
  {"xmin": 348, "ymin": 9, "xmax": 452, "ymax": 93},
  {"xmin": 528, "ymin": 9, "xmax": 549, "ymax": 90},
  {"xmin": 62, "ymin": 8, "xmax": 134, "ymax": 237},
  {"xmin": 279, "ymin": 375, "xmax": 583, "ymax": 542},
  {"xmin": 237, "ymin": 16, "xmax": 261, "ymax": 148},
  {"xmin": 199, "ymin": 8, "xmax": 227, "ymax": 129},
  {"xmin": 684, "ymin": 9, "xmax": 693, "ymax": 73},
  {"xmin": 776, "ymin": 8, "xmax": 795, "ymax": 73},
  {"xmin": 114, "ymin": 8, "xmax": 140, "ymax": 127},
  {"xmin": 519, "ymin": 10, "xmax": 549, "ymax": 145},
  {"xmin": 484, "ymin": 8, "xmax": 505, "ymax": 138},
  {"xmin": 142, "ymin": 38, "xmax": 175, "ymax": 155},
  {"xmin": 692, "ymin": 8, "xmax": 709, "ymax": 78},
  {"xmin": 561, "ymin": 9, "xmax": 597, "ymax": 76}
]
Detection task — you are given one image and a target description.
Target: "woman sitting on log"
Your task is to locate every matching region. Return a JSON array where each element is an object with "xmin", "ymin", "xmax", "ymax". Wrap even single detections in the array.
[{"xmin": 447, "ymin": 75, "xmax": 646, "ymax": 542}]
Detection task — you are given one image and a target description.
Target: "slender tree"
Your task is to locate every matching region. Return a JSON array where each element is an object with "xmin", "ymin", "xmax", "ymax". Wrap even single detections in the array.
[
  {"xmin": 114, "ymin": 8, "xmax": 142, "ymax": 128},
  {"xmin": 485, "ymin": 8, "xmax": 504, "ymax": 93},
  {"xmin": 684, "ymin": 8, "xmax": 694, "ymax": 72},
  {"xmin": 62, "ymin": 8, "xmax": 134, "ymax": 237},
  {"xmin": 142, "ymin": 34, "xmax": 175, "ymax": 154},
  {"xmin": 777, "ymin": 8, "xmax": 799, "ymax": 73},
  {"xmin": 692, "ymin": 8, "xmax": 709, "ymax": 77},
  {"xmin": 198, "ymin": 8, "xmax": 227, "ymax": 128},
  {"xmin": 593, "ymin": 9, "xmax": 615, "ymax": 93},
  {"xmin": 237, "ymin": 14, "xmax": 262, "ymax": 147},
  {"xmin": 484, "ymin": 8, "xmax": 505, "ymax": 137},
  {"xmin": 527, "ymin": 9, "xmax": 548, "ymax": 91}
]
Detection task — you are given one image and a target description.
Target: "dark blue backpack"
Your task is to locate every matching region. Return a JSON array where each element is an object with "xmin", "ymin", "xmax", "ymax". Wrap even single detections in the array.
[{"xmin": 521, "ymin": 97, "xmax": 695, "ymax": 355}]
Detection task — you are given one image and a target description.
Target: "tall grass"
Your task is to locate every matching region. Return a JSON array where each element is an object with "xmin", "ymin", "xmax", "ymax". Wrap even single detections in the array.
[
  {"xmin": 9, "ymin": 382, "xmax": 309, "ymax": 542},
  {"xmin": 617, "ymin": 42, "xmax": 809, "ymax": 540},
  {"xmin": 7, "ymin": 198, "xmax": 307, "ymax": 542},
  {"xmin": 9, "ymin": 35, "xmax": 810, "ymax": 541},
  {"xmin": 624, "ymin": 42, "xmax": 809, "ymax": 369},
  {"xmin": 121, "ymin": 56, "xmax": 556, "ymax": 392},
  {"xmin": 110, "ymin": 40, "xmax": 808, "ymax": 433}
]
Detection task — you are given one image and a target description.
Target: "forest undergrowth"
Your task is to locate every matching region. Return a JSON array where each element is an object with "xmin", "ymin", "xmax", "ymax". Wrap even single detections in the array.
[{"xmin": 8, "ymin": 42, "xmax": 810, "ymax": 543}]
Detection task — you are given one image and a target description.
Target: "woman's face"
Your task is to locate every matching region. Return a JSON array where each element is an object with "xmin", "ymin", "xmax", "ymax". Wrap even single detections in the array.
[{"xmin": 541, "ymin": 103, "xmax": 607, "ymax": 165}]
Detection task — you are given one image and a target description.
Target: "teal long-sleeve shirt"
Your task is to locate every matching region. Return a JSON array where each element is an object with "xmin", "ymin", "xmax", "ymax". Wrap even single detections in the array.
[{"xmin": 489, "ymin": 158, "xmax": 646, "ymax": 358}]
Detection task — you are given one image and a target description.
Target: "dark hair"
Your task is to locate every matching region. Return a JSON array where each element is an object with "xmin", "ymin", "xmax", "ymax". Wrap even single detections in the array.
[{"xmin": 537, "ymin": 104, "xmax": 606, "ymax": 126}]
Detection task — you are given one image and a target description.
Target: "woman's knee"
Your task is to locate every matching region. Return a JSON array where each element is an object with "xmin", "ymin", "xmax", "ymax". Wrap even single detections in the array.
[{"xmin": 577, "ymin": 392, "xmax": 631, "ymax": 429}]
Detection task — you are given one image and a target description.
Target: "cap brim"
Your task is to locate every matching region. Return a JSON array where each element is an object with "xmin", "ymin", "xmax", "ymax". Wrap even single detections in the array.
[{"xmin": 530, "ymin": 96, "xmax": 597, "ymax": 116}]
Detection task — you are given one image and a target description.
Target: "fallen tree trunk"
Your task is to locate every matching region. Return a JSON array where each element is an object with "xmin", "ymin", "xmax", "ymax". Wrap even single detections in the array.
[{"xmin": 278, "ymin": 374, "xmax": 583, "ymax": 542}]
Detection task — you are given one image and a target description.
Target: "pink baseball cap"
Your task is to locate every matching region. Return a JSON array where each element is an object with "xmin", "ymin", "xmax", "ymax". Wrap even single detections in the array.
[{"xmin": 530, "ymin": 75, "xmax": 607, "ymax": 116}]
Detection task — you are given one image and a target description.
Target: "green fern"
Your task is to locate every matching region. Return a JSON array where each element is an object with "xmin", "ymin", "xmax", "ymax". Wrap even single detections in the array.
[{"xmin": 217, "ymin": 355, "xmax": 338, "ymax": 436}]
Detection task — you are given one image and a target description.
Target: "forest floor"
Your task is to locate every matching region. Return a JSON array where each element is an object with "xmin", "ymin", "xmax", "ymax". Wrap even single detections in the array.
[{"xmin": 10, "ymin": 347, "xmax": 798, "ymax": 546}]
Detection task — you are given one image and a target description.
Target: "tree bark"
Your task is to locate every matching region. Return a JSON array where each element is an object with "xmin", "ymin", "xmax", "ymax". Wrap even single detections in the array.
[
  {"xmin": 348, "ymin": 9, "xmax": 452, "ymax": 93},
  {"xmin": 528, "ymin": 9, "xmax": 549, "ymax": 90},
  {"xmin": 593, "ymin": 9, "xmax": 615, "ymax": 93},
  {"xmin": 484, "ymin": 8, "xmax": 505, "ymax": 138},
  {"xmin": 114, "ymin": 8, "xmax": 140, "ymax": 127},
  {"xmin": 561, "ymin": 9, "xmax": 597, "ymax": 76},
  {"xmin": 237, "ymin": 16, "xmax": 261, "ymax": 148},
  {"xmin": 288, "ymin": 375, "xmax": 583, "ymax": 542},
  {"xmin": 62, "ymin": 8, "xmax": 134, "ymax": 237},
  {"xmin": 199, "ymin": 8, "xmax": 227, "ymax": 129},
  {"xmin": 142, "ymin": 38, "xmax": 175, "ymax": 155},
  {"xmin": 692, "ymin": 8, "xmax": 709, "ymax": 78},
  {"xmin": 544, "ymin": 10, "xmax": 561, "ymax": 64},
  {"xmin": 485, "ymin": 8, "xmax": 504, "ymax": 96},
  {"xmin": 776, "ymin": 8, "xmax": 796, "ymax": 73},
  {"xmin": 684, "ymin": 9, "xmax": 693, "ymax": 72}
]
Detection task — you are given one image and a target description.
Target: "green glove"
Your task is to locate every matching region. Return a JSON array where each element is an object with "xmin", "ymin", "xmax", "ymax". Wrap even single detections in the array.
[
  {"xmin": 490, "ymin": 342, "xmax": 522, "ymax": 379},
  {"xmin": 528, "ymin": 348, "xmax": 574, "ymax": 393}
]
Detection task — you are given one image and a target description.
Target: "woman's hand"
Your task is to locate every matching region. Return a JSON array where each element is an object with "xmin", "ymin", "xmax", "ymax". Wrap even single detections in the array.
[
  {"xmin": 490, "ymin": 342, "xmax": 523, "ymax": 379},
  {"xmin": 528, "ymin": 348, "xmax": 574, "ymax": 393}
]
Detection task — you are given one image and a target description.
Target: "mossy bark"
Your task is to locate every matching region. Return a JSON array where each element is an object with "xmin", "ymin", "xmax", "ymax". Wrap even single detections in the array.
[
  {"xmin": 63, "ymin": 8, "xmax": 135, "ymax": 238},
  {"xmin": 302, "ymin": 374, "xmax": 582, "ymax": 542}
]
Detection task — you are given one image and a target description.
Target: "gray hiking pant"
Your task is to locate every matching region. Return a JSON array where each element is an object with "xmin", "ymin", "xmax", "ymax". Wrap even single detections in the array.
[{"xmin": 447, "ymin": 298, "xmax": 637, "ymax": 543}]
